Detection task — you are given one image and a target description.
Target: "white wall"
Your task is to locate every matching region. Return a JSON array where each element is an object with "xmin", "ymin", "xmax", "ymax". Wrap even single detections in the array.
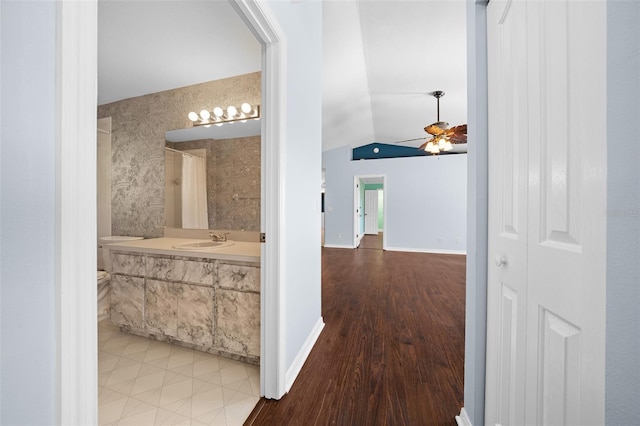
[
  {"xmin": 606, "ymin": 1, "xmax": 640, "ymax": 424},
  {"xmin": 264, "ymin": 0, "xmax": 324, "ymax": 379},
  {"xmin": 0, "ymin": 1, "xmax": 58, "ymax": 423},
  {"xmin": 323, "ymin": 145, "xmax": 467, "ymax": 253}
]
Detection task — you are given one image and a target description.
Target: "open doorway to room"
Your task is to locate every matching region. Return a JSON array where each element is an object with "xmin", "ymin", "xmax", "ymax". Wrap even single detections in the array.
[{"xmin": 353, "ymin": 175, "xmax": 385, "ymax": 250}]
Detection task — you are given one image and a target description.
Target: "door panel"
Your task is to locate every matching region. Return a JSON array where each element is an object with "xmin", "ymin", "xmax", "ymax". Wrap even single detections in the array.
[
  {"xmin": 486, "ymin": 0, "xmax": 606, "ymax": 424},
  {"xmin": 364, "ymin": 190, "xmax": 378, "ymax": 235},
  {"xmin": 486, "ymin": 0, "xmax": 528, "ymax": 424}
]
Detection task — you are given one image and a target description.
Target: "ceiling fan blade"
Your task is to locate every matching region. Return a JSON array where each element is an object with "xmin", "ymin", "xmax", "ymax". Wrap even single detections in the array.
[
  {"xmin": 390, "ymin": 136, "xmax": 428, "ymax": 145},
  {"xmin": 446, "ymin": 124, "xmax": 467, "ymax": 135},
  {"xmin": 449, "ymin": 135, "xmax": 467, "ymax": 144},
  {"xmin": 424, "ymin": 124, "xmax": 445, "ymax": 136}
]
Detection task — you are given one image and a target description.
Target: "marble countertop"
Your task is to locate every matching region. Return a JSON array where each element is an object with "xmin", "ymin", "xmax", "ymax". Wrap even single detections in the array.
[{"xmin": 105, "ymin": 237, "xmax": 260, "ymax": 263}]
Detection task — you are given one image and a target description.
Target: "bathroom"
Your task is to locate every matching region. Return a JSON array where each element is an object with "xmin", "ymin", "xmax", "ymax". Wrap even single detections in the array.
[{"xmin": 96, "ymin": 2, "xmax": 264, "ymax": 423}]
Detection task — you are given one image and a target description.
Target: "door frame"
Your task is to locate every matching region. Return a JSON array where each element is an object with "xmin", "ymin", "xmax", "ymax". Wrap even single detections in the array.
[
  {"xmin": 56, "ymin": 0, "xmax": 286, "ymax": 422},
  {"xmin": 352, "ymin": 175, "xmax": 386, "ymax": 250}
]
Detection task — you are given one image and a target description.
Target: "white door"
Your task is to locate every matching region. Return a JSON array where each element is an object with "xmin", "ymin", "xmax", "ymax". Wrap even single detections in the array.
[
  {"xmin": 485, "ymin": 1, "xmax": 607, "ymax": 425},
  {"xmin": 364, "ymin": 190, "xmax": 379, "ymax": 235}
]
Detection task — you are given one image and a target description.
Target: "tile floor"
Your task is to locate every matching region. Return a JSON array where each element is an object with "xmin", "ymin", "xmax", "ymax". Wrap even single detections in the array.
[{"xmin": 98, "ymin": 320, "xmax": 260, "ymax": 425}]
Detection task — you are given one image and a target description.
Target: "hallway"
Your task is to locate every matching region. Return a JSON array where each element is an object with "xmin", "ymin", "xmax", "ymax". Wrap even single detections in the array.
[{"xmin": 247, "ymin": 247, "xmax": 466, "ymax": 425}]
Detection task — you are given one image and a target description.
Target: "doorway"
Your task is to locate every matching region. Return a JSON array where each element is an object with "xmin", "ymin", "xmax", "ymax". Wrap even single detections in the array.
[
  {"xmin": 56, "ymin": 0, "xmax": 287, "ymax": 422},
  {"xmin": 353, "ymin": 175, "xmax": 386, "ymax": 250}
]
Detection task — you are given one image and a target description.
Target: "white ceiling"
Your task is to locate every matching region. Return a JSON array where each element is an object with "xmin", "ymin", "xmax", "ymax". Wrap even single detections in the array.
[
  {"xmin": 98, "ymin": 0, "xmax": 261, "ymax": 105},
  {"xmin": 98, "ymin": 1, "xmax": 467, "ymax": 150}
]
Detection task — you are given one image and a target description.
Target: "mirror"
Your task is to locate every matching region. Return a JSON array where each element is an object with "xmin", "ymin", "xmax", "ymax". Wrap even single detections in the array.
[{"xmin": 165, "ymin": 121, "xmax": 261, "ymax": 231}]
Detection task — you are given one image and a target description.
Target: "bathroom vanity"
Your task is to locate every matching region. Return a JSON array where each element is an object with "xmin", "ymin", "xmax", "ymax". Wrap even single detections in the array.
[{"xmin": 106, "ymin": 237, "xmax": 260, "ymax": 364}]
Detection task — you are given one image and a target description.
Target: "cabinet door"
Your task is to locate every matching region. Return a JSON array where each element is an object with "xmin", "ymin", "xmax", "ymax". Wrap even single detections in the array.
[
  {"xmin": 177, "ymin": 284, "xmax": 214, "ymax": 347},
  {"xmin": 216, "ymin": 289, "xmax": 260, "ymax": 358},
  {"xmin": 110, "ymin": 275, "xmax": 145, "ymax": 329},
  {"xmin": 145, "ymin": 279, "xmax": 178, "ymax": 338}
]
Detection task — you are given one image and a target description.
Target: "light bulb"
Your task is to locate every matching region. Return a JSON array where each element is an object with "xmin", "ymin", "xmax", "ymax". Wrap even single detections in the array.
[
  {"xmin": 200, "ymin": 109, "xmax": 211, "ymax": 120},
  {"xmin": 215, "ymin": 123, "xmax": 224, "ymax": 127},
  {"xmin": 241, "ymin": 103, "xmax": 252, "ymax": 114},
  {"xmin": 227, "ymin": 106, "xmax": 238, "ymax": 117},
  {"xmin": 188, "ymin": 111, "xmax": 199, "ymax": 122},
  {"xmin": 213, "ymin": 107, "xmax": 224, "ymax": 117}
]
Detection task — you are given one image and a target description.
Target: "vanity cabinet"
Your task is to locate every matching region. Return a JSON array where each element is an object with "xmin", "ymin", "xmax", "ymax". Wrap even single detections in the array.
[
  {"xmin": 217, "ymin": 264, "xmax": 260, "ymax": 357},
  {"xmin": 109, "ymin": 251, "xmax": 259, "ymax": 364}
]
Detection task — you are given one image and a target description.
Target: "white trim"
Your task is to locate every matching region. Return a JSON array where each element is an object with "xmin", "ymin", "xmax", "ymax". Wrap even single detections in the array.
[
  {"xmin": 56, "ymin": 1, "xmax": 98, "ymax": 424},
  {"xmin": 455, "ymin": 407, "xmax": 473, "ymax": 426},
  {"xmin": 285, "ymin": 317, "xmax": 325, "ymax": 392},
  {"xmin": 323, "ymin": 244, "xmax": 354, "ymax": 249},
  {"xmin": 231, "ymin": 0, "xmax": 288, "ymax": 400},
  {"xmin": 385, "ymin": 247, "xmax": 467, "ymax": 255}
]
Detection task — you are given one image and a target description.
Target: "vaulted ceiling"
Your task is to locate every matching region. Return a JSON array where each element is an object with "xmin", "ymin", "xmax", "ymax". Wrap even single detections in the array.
[{"xmin": 98, "ymin": 1, "xmax": 467, "ymax": 151}]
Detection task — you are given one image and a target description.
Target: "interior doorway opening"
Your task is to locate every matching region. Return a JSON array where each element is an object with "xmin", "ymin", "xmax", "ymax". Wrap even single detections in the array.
[{"xmin": 353, "ymin": 175, "xmax": 386, "ymax": 250}]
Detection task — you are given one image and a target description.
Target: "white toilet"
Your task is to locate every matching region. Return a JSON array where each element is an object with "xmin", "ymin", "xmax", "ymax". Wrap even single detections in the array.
[{"xmin": 97, "ymin": 236, "xmax": 143, "ymax": 321}]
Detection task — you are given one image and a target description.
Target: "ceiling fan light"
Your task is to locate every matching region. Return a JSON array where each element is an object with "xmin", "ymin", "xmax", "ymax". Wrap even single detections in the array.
[
  {"xmin": 425, "ymin": 141, "xmax": 434, "ymax": 152},
  {"xmin": 438, "ymin": 138, "xmax": 446, "ymax": 149},
  {"xmin": 430, "ymin": 146, "xmax": 440, "ymax": 154},
  {"xmin": 443, "ymin": 141, "xmax": 453, "ymax": 151}
]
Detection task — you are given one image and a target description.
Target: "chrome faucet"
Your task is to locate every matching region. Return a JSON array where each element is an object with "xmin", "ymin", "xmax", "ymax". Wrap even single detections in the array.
[{"xmin": 209, "ymin": 232, "xmax": 230, "ymax": 242}]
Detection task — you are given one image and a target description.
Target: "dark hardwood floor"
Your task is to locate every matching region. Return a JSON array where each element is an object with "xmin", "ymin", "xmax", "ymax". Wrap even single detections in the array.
[
  {"xmin": 246, "ymin": 247, "xmax": 466, "ymax": 426},
  {"xmin": 358, "ymin": 233, "xmax": 384, "ymax": 250}
]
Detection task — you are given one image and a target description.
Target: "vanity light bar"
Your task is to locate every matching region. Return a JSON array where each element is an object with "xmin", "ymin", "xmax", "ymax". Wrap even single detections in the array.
[{"xmin": 188, "ymin": 103, "xmax": 260, "ymax": 127}]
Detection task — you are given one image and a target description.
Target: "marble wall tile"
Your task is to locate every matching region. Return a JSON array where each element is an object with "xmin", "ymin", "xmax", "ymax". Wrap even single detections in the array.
[
  {"xmin": 177, "ymin": 284, "xmax": 214, "ymax": 347},
  {"xmin": 98, "ymin": 72, "xmax": 261, "ymax": 238},
  {"xmin": 110, "ymin": 275, "xmax": 145, "ymax": 329},
  {"xmin": 218, "ymin": 263, "xmax": 260, "ymax": 292},
  {"xmin": 146, "ymin": 257, "xmax": 214, "ymax": 286},
  {"xmin": 145, "ymin": 279, "xmax": 178, "ymax": 338},
  {"xmin": 216, "ymin": 289, "xmax": 260, "ymax": 358},
  {"xmin": 110, "ymin": 252, "xmax": 146, "ymax": 276}
]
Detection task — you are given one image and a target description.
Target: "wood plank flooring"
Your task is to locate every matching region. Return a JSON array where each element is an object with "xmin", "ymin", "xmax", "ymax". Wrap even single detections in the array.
[
  {"xmin": 246, "ymin": 248, "xmax": 466, "ymax": 426},
  {"xmin": 358, "ymin": 233, "xmax": 384, "ymax": 250}
]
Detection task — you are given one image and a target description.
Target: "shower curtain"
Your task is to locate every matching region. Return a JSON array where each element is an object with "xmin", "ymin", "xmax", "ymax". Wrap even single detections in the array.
[{"xmin": 181, "ymin": 154, "xmax": 208, "ymax": 229}]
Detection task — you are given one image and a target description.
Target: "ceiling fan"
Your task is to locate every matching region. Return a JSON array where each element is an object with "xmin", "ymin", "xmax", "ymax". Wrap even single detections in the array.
[{"xmin": 418, "ymin": 91, "xmax": 467, "ymax": 154}]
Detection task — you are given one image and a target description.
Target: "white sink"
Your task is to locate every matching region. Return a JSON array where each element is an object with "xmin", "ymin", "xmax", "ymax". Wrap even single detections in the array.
[{"xmin": 173, "ymin": 240, "xmax": 234, "ymax": 250}]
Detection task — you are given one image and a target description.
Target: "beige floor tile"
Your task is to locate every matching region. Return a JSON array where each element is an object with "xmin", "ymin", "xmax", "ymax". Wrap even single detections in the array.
[
  {"xmin": 219, "ymin": 365, "xmax": 248, "ymax": 386},
  {"xmin": 224, "ymin": 396, "xmax": 260, "ymax": 425},
  {"xmin": 117, "ymin": 406, "xmax": 158, "ymax": 426},
  {"xmin": 98, "ymin": 322, "xmax": 258, "ymax": 426},
  {"xmin": 98, "ymin": 395, "xmax": 128, "ymax": 425},
  {"xmin": 130, "ymin": 370, "xmax": 166, "ymax": 396},
  {"xmin": 191, "ymin": 388, "xmax": 225, "ymax": 417}
]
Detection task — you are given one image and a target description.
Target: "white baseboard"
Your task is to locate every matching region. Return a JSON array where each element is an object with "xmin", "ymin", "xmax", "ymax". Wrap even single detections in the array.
[
  {"xmin": 455, "ymin": 407, "xmax": 472, "ymax": 426},
  {"xmin": 385, "ymin": 246, "xmax": 467, "ymax": 255},
  {"xmin": 285, "ymin": 316, "xmax": 325, "ymax": 392},
  {"xmin": 323, "ymin": 243, "xmax": 353, "ymax": 249}
]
